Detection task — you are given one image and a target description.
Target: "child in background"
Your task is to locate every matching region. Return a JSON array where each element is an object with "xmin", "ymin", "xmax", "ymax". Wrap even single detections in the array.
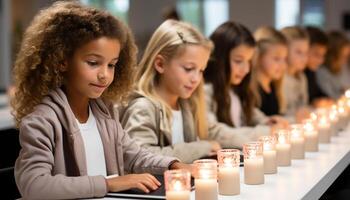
[
  {"xmin": 316, "ymin": 31, "xmax": 350, "ymax": 99},
  {"xmin": 281, "ymin": 26, "xmax": 310, "ymax": 122},
  {"xmin": 119, "ymin": 20, "xmax": 270, "ymax": 164},
  {"xmin": 252, "ymin": 26, "xmax": 288, "ymax": 117},
  {"xmin": 12, "ymin": 2, "xmax": 185, "ymax": 199},
  {"xmin": 304, "ymin": 26, "xmax": 333, "ymax": 107},
  {"xmin": 204, "ymin": 22, "xmax": 287, "ymax": 131}
]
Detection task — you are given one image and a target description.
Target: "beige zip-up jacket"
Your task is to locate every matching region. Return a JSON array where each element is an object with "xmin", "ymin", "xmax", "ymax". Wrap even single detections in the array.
[
  {"xmin": 118, "ymin": 92, "xmax": 270, "ymax": 164},
  {"xmin": 15, "ymin": 88, "xmax": 177, "ymax": 199},
  {"xmin": 204, "ymin": 84, "xmax": 270, "ymax": 127}
]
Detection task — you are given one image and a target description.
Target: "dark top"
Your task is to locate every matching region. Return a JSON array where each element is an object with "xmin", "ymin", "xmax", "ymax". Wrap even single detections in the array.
[
  {"xmin": 258, "ymin": 83, "xmax": 279, "ymax": 116},
  {"xmin": 304, "ymin": 68, "xmax": 327, "ymax": 103}
]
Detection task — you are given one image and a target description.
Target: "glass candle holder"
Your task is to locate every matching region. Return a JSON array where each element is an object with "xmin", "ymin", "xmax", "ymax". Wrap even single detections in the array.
[
  {"xmin": 337, "ymin": 99, "xmax": 349, "ymax": 129},
  {"xmin": 274, "ymin": 129, "xmax": 291, "ymax": 166},
  {"xmin": 303, "ymin": 119, "xmax": 319, "ymax": 152},
  {"xmin": 329, "ymin": 106, "xmax": 340, "ymax": 136},
  {"xmin": 259, "ymin": 136, "xmax": 277, "ymax": 174},
  {"xmin": 217, "ymin": 149, "xmax": 240, "ymax": 195},
  {"xmin": 289, "ymin": 124, "xmax": 305, "ymax": 159},
  {"xmin": 164, "ymin": 169, "xmax": 191, "ymax": 200},
  {"xmin": 193, "ymin": 159, "xmax": 218, "ymax": 200},
  {"xmin": 243, "ymin": 142, "xmax": 264, "ymax": 185},
  {"xmin": 315, "ymin": 109, "xmax": 331, "ymax": 143}
]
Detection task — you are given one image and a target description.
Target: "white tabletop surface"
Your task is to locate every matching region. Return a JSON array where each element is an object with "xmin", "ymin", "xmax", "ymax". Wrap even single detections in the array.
[{"xmin": 101, "ymin": 123, "xmax": 350, "ymax": 200}]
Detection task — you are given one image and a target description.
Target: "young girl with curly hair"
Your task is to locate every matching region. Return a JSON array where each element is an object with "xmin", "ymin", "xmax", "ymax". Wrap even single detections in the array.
[{"xmin": 12, "ymin": 2, "xmax": 185, "ymax": 199}]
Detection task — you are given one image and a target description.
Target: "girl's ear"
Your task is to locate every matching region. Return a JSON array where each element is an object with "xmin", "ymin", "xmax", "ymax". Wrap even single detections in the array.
[{"xmin": 154, "ymin": 54, "xmax": 166, "ymax": 74}]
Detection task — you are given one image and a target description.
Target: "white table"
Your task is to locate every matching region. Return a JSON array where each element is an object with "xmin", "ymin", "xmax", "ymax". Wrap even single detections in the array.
[{"xmin": 102, "ymin": 124, "xmax": 350, "ymax": 200}]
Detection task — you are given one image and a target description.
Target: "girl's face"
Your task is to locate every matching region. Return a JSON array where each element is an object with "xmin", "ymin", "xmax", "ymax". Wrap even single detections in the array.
[
  {"xmin": 307, "ymin": 44, "xmax": 327, "ymax": 71},
  {"xmin": 260, "ymin": 44, "xmax": 288, "ymax": 80},
  {"xmin": 155, "ymin": 45, "xmax": 210, "ymax": 99},
  {"xmin": 287, "ymin": 39, "xmax": 309, "ymax": 72},
  {"xmin": 65, "ymin": 37, "xmax": 120, "ymax": 99},
  {"xmin": 229, "ymin": 44, "xmax": 255, "ymax": 85},
  {"xmin": 335, "ymin": 45, "xmax": 350, "ymax": 69}
]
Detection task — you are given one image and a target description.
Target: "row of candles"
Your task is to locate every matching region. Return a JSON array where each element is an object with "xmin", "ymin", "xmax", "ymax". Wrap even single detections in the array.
[{"xmin": 164, "ymin": 92, "xmax": 350, "ymax": 200}]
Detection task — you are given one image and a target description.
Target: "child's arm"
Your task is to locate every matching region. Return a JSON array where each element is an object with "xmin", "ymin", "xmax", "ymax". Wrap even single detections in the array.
[
  {"xmin": 15, "ymin": 114, "xmax": 107, "ymax": 199},
  {"xmin": 119, "ymin": 98, "xmax": 213, "ymax": 163}
]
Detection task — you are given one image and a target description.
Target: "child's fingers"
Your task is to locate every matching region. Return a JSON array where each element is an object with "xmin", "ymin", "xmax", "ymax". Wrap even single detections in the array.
[
  {"xmin": 136, "ymin": 182, "xmax": 150, "ymax": 193},
  {"xmin": 147, "ymin": 174, "xmax": 161, "ymax": 186},
  {"xmin": 141, "ymin": 178, "xmax": 159, "ymax": 191}
]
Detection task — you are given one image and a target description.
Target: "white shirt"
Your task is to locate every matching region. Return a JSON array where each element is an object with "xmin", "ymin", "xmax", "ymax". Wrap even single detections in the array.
[
  {"xmin": 171, "ymin": 109, "xmax": 184, "ymax": 144},
  {"xmin": 229, "ymin": 90, "xmax": 242, "ymax": 127},
  {"xmin": 76, "ymin": 107, "xmax": 107, "ymax": 177}
]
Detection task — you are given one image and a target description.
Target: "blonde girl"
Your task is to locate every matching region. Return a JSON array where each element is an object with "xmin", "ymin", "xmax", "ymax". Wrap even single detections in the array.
[
  {"xmin": 252, "ymin": 26, "xmax": 288, "ymax": 116},
  {"xmin": 12, "ymin": 2, "xmax": 185, "ymax": 199},
  {"xmin": 119, "ymin": 20, "xmax": 270, "ymax": 164},
  {"xmin": 280, "ymin": 26, "xmax": 310, "ymax": 120}
]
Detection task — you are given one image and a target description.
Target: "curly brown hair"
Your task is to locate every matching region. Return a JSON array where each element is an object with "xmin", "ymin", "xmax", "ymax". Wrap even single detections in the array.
[{"xmin": 12, "ymin": 1, "xmax": 137, "ymax": 125}]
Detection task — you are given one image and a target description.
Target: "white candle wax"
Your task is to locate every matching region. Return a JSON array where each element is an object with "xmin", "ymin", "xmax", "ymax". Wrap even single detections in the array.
[
  {"xmin": 195, "ymin": 179, "xmax": 218, "ymax": 200},
  {"xmin": 276, "ymin": 143, "xmax": 291, "ymax": 166},
  {"xmin": 166, "ymin": 191, "xmax": 190, "ymax": 200},
  {"xmin": 263, "ymin": 150, "xmax": 277, "ymax": 174},
  {"xmin": 318, "ymin": 126, "xmax": 331, "ymax": 143},
  {"xmin": 291, "ymin": 137, "xmax": 305, "ymax": 159},
  {"xmin": 218, "ymin": 166, "xmax": 240, "ymax": 195},
  {"xmin": 244, "ymin": 158, "xmax": 264, "ymax": 185},
  {"xmin": 304, "ymin": 130, "xmax": 318, "ymax": 152}
]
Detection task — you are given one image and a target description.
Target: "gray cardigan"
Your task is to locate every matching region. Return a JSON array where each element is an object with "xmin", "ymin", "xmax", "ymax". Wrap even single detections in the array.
[
  {"xmin": 118, "ymin": 92, "xmax": 270, "ymax": 164},
  {"xmin": 15, "ymin": 88, "xmax": 176, "ymax": 199},
  {"xmin": 316, "ymin": 65, "xmax": 347, "ymax": 99}
]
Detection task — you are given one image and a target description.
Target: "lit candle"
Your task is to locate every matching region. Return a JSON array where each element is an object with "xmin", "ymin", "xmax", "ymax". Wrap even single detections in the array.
[
  {"xmin": 274, "ymin": 129, "xmax": 291, "ymax": 166},
  {"xmin": 303, "ymin": 119, "xmax": 319, "ymax": 152},
  {"xmin": 316, "ymin": 110, "xmax": 331, "ymax": 143},
  {"xmin": 259, "ymin": 136, "xmax": 277, "ymax": 174},
  {"xmin": 217, "ymin": 149, "xmax": 240, "ymax": 195},
  {"xmin": 337, "ymin": 99, "xmax": 349, "ymax": 130},
  {"xmin": 243, "ymin": 142, "xmax": 264, "ymax": 185},
  {"xmin": 329, "ymin": 106, "xmax": 340, "ymax": 136},
  {"xmin": 193, "ymin": 159, "xmax": 218, "ymax": 200},
  {"xmin": 289, "ymin": 124, "xmax": 305, "ymax": 159},
  {"xmin": 165, "ymin": 169, "xmax": 191, "ymax": 200}
]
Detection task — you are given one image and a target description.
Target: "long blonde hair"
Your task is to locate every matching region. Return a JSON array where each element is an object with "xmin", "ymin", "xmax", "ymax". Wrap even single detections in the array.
[
  {"xmin": 136, "ymin": 19, "xmax": 212, "ymax": 139},
  {"xmin": 252, "ymin": 26, "xmax": 287, "ymax": 114}
]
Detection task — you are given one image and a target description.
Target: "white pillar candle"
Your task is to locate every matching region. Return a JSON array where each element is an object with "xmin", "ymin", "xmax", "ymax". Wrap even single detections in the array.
[
  {"xmin": 274, "ymin": 129, "xmax": 291, "ymax": 166},
  {"xmin": 263, "ymin": 150, "xmax": 277, "ymax": 174},
  {"xmin": 243, "ymin": 142, "xmax": 264, "ymax": 185},
  {"xmin": 164, "ymin": 170, "xmax": 191, "ymax": 200},
  {"xmin": 303, "ymin": 119, "xmax": 319, "ymax": 152},
  {"xmin": 244, "ymin": 158, "xmax": 264, "ymax": 184},
  {"xmin": 276, "ymin": 143, "xmax": 291, "ymax": 166},
  {"xmin": 166, "ymin": 191, "xmax": 191, "ymax": 200},
  {"xmin": 259, "ymin": 136, "xmax": 277, "ymax": 174},
  {"xmin": 218, "ymin": 167, "xmax": 240, "ymax": 195},
  {"xmin": 217, "ymin": 149, "xmax": 240, "ymax": 195},
  {"xmin": 315, "ymin": 110, "xmax": 332, "ymax": 143},
  {"xmin": 291, "ymin": 137, "xmax": 305, "ymax": 159},
  {"xmin": 289, "ymin": 124, "xmax": 305, "ymax": 159},
  {"xmin": 195, "ymin": 179, "xmax": 218, "ymax": 200},
  {"xmin": 193, "ymin": 159, "xmax": 218, "ymax": 200}
]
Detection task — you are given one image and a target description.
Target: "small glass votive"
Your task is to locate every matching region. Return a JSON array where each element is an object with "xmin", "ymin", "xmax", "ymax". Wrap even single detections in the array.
[
  {"xmin": 315, "ymin": 109, "xmax": 332, "ymax": 143},
  {"xmin": 329, "ymin": 106, "xmax": 340, "ymax": 136},
  {"xmin": 193, "ymin": 159, "xmax": 218, "ymax": 200},
  {"xmin": 303, "ymin": 119, "xmax": 319, "ymax": 152},
  {"xmin": 243, "ymin": 142, "xmax": 264, "ymax": 185},
  {"xmin": 289, "ymin": 124, "xmax": 305, "ymax": 159},
  {"xmin": 217, "ymin": 149, "xmax": 240, "ymax": 195},
  {"xmin": 164, "ymin": 169, "xmax": 191, "ymax": 200},
  {"xmin": 274, "ymin": 129, "xmax": 291, "ymax": 166},
  {"xmin": 259, "ymin": 136, "xmax": 277, "ymax": 174}
]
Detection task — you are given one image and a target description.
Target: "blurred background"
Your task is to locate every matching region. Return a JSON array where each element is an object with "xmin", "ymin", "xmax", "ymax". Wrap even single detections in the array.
[{"xmin": 1, "ymin": 0, "xmax": 350, "ymax": 92}]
